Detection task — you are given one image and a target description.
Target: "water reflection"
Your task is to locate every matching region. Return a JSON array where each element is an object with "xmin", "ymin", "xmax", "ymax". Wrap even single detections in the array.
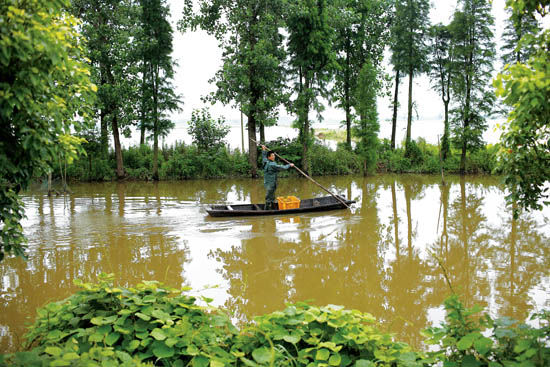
[{"xmin": 0, "ymin": 175, "xmax": 548, "ymax": 353}]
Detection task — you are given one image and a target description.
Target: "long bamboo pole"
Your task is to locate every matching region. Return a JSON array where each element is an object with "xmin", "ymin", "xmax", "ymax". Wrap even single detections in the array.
[{"xmin": 251, "ymin": 139, "xmax": 351, "ymax": 209}]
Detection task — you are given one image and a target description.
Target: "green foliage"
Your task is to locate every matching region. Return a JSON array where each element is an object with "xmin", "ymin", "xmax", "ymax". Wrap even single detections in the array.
[
  {"xmin": 449, "ymin": 0, "xmax": 496, "ymax": 173},
  {"xmin": 0, "ymin": 0, "xmax": 96, "ymax": 260},
  {"xmin": 13, "ymin": 275, "xmax": 428, "ymax": 367},
  {"xmin": 72, "ymin": 0, "xmax": 141, "ymax": 178},
  {"xmin": 428, "ymin": 24, "xmax": 453, "ymax": 160},
  {"xmin": 179, "ymin": 0, "xmax": 287, "ymax": 177},
  {"xmin": 3, "ymin": 277, "xmax": 548, "ymax": 367},
  {"xmin": 286, "ymin": 0, "xmax": 338, "ymax": 173},
  {"xmin": 501, "ymin": 7, "xmax": 541, "ymax": 65},
  {"xmin": 23, "ymin": 273, "xmax": 238, "ymax": 366},
  {"xmin": 424, "ymin": 294, "xmax": 550, "ymax": 367},
  {"xmin": 377, "ymin": 139, "xmax": 497, "ymax": 174},
  {"xmin": 237, "ymin": 302, "xmax": 425, "ymax": 367},
  {"xmin": 310, "ymin": 144, "xmax": 363, "ymax": 176},
  {"xmin": 331, "ymin": 0, "xmax": 391, "ymax": 148},
  {"xmin": 138, "ymin": 0, "xmax": 181, "ymax": 180},
  {"xmin": 354, "ymin": 61, "xmax": 381, "ymax": 175},
  {"xmin": 0, "ymin": 340, "xmax": 149, "ymax": 367},
  {"xmin": 494, "ymin": 0, "xmax": 550, "ymax": 215},
  {"xmin": 187, "ymin": 108, "xmax": 230, "ymax": 153},
  {"xmin": 390, "ymin": 0, "xmax": 431, "ymax": 150},
  {"xmin": 260, "ymin": 138, "xmax": 362, "ymax": 176}
]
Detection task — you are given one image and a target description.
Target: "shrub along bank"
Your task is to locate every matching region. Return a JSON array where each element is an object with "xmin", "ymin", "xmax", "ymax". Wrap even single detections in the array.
[
  {"xmin": 1, "ymin": 274, "xmax": 548, "ymax": 366},
  {"xmin": 57, "ymin": 137, "xmax": 499, "ymax": 182}
]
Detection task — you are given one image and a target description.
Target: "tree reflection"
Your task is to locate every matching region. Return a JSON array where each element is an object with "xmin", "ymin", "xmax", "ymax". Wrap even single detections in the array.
[
  {"xmin": 384, "ymin": 178, "xmax": 431, "ymax": 347},
  {"xmin": 491, "ymin": 202, "xmax": 550, "ymax": 319},
  {"xmin": 0, "ymin": 190, "xmax": 190, "ymax": 353},
  {"xmin": 211, "ymin": 177, "xmax": 387, "ymax": 326},
  {"xmin": 431, "ymin": 177, "xmax": 491, "ymax": 307}
]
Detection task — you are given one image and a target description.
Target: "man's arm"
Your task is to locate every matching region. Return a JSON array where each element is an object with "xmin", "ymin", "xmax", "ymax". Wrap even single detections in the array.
[
  {"xmin": 261, "ymin": 149, "xmax": 268, "ymax": 165},
  {"xmin": 274, "ymin": 162, "xmax": 294, "ymax": 171}
]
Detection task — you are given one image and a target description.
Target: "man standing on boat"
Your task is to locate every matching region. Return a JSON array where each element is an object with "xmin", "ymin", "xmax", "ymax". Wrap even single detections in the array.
[{"xmin": 261, "ymin": 145, "xmax": 294, "ymax": 210}]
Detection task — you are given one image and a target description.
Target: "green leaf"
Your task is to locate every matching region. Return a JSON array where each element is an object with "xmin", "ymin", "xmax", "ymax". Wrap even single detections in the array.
[
  {"xmin": 127, "ymin": 340, "xmax": 140, "ymax": 352},
  {"xmin": 91, "ymin": 316, "xmax": 103, "ymax": 325},
  {"xmin": 283, "ymin": 333, "xmax": 301, "ymax": 344},
  {"xmin": 329, "ymin": 353, "xmax": 341, "ymax": 366},
  {"xmin": 211, "ymin": 360, "xmax": 224, "ymax": 367},
  {"xmin": 316, "ymin": 348, "xmax": 330, "ymax": 361},
  {"xmin": 136, "ymin": 312, "xmax": 151, "ymax": 321},
  {"xmin": 45, "ymin": 346, "xmax": 62, "ymax": 356},
  {"xmin": 355, "ymin": 360, "xmax": 375, "ymax": 367},
  {"xmin": 473, "ymin": 337, "xmax": 493, "ymax": 355},
  {"xmin": 461, "ymin": 355, "xmax": 482, "ymax": 367},
  {"xmin": 193, "ymin": 356, "xmax": 210, "ymax": 367},
  {"xmin": 252, "ymin": 347, "xmax": 272, "ymax": 364},
  {"xmin": 153, "ymin": 343, "xmax": 175, "ymax": 358},
  {"xmin": 187, "ymin": 344, "xmax": 199, "ymax": 355},
  {"xmin": 166, "ymin": 337, "xmax": 179, "ymax": 347},
  {"xmin": 151, "ymin": 328, "xmax": 167, "ymax": 341},
  {"xmin": 457, "ymin": 333, "xmax": 479, "ymax": 350},
  {"xmin": 105, "ymin": 332, "xmax": 121, "ymax": 346}
]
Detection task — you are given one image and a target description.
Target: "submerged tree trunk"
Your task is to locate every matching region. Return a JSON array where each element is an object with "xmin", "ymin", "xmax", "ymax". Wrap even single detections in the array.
[
  {"xmin": 404, "ymin": 183, "xmax": 412, "ymax": 258},
  {"xmin": 391, "ymin": 70, "xmax": 400, "ymax": 150},
  {"xmin": 392, "ymin": 180, "xmax": 400, "ymax": 258}
]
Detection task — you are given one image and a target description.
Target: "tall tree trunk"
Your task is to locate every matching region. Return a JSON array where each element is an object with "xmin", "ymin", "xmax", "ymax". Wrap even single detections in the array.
[
  {"xmin": 391, "ymin": 70, "xmax": 400, "ymax": 150},
  {"xmin": 100, "ymin": 109, "xmax": 109, "ymax": 157},
  {"xmin": 99, "ymin": 48, "xmax": 108, "ymax": 157},
  {"xmin": 152, "ymin": 66, "xmax": 159, "ymax": 181},
  {"xmin": 301, "ymin": 77, "xmax": 311, "ymax": 174},
  {"xmin": 442, "ymin": 100, "xmax": 450, "ymax": 160},
  {"xmin": 140, "ymin": 63, "xmax": 147, "ymax": 145},
  {"xmin": 112, "ymin": 113, "xmax": 125, "ymax": 179},
  {"xmin": 248, "ymin": 116, "xmax": 258, "ymax": 178},
  {"xmin": 345, "ymin": 40, "xmax": 352, "ymax": 149},
  {"xmin": 248, "ymin": 18, "xmax": 259, "ymax": 178},
  {"xmin": 259, "ymin": 124, "xmax": 265, "ymax": 143},
  {"xmin": 461, "ymin": 71, "xmax": 472, "ymax": 174},
  {"xmin": 405, "ymin": 68, "xmax": 413, "ymax": 151}
]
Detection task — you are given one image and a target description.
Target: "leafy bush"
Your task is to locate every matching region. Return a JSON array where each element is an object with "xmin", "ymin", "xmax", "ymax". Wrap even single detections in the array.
[
  {"xmin": 187, "ymin": 108, "xmax": 230, "ymax": 153},
  {"xmin": 11, "ymin": 275, "xmax": 426, "ymax": 367},
  {"xmin": 260, "ymin": 138, "xmax": 362, "ymax": 176},
  {"xmin": 237, "ymin": 302, "xmax": 425, "ymax": 367},
  {"xmin": 2, "ymin": 276, "xmax": 548, "ymax": 367},
  {"xmin": 23, "ymin": 273, "xmax": 237, "ymax": 366},
  {"xmin": 424, "ymin": 294, "xmax": 550, "ymax": 367},
  {"xmin": 311, "ymin": 144, "xmax": 363, "ymax": 175}
]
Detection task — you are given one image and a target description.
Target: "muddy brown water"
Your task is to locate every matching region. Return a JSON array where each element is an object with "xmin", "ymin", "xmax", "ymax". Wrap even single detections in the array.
[{"xmin": 1, "ymin": 174, "xmax": 549, "ymax": 352}]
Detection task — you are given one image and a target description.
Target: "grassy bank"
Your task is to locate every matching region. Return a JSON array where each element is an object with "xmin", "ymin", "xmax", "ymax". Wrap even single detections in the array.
[{"xmin": 57, "ymin": 135, "xmax": 498, "ymax": 182}]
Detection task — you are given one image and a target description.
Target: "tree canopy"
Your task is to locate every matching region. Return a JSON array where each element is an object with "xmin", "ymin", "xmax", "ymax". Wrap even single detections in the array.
[
  {"xmin": 494, "ymin": 0, "xmax": 550, "ymax": 214},
  {"xmin": 0, "ymin": 0, "xmax": 96, "ymax": 260}
]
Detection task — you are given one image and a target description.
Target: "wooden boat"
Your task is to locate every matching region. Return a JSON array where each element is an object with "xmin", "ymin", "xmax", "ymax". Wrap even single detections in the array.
[{"xmin": 206, "ymin": 195, "xmax": 355, "ymax": 217}]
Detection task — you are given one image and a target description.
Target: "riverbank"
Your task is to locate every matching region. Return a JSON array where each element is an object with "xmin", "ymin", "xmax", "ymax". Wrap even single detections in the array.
[{"xmin": 57, "ymin": 137, "xmax": 498, "ymax": 182}]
